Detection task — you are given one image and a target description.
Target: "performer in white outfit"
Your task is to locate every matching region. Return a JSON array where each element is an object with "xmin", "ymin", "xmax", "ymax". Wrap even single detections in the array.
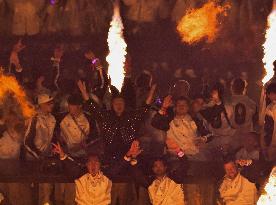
[{"xmin": 219, "ymin": 159, "xmax": 257, "ymax": 205}]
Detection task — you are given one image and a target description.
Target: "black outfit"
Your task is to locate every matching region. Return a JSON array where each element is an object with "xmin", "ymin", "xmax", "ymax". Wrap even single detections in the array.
[
  {"xmin": 85, "ymin": 101, "xmax": 150, "ymax": 162},
  {"xmin": 200, "ymin": 103, "xmax": 232, "ymax": 130},
  {"xmin": 84, "ymin": 78, "xmax": 150, "ymax": 162}
]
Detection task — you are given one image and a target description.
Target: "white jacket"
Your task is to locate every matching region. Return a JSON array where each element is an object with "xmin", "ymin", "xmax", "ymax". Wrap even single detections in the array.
[
  {"xmin": 75, "ymin": 172, "xmax": 112, "ymax": 205},
  {"xmin": 148, "ymin": 176, "xmax": 185, "ymax": 205},
  {"xmin": 167, "ymin": 115, "xmax": 199, "ymax": 155},
  {"xmin": 219, "ymin": 174, "xmax": 257, "ymax": 205},
  {"xmin": 60, "ymin": 113, "xmax": 90, "ymax": 156}
]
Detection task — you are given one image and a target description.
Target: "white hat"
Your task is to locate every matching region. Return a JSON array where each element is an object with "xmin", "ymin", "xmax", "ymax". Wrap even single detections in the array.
[{"xmin": 37, "ymin": 94, "xmax": 54, "ymax": 105}]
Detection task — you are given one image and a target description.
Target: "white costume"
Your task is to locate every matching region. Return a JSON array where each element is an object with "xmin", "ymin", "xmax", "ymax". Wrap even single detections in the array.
[
  {"xmin": 148, "ymin": 176, "xmax": 185, "ymax": 205},
  {"xmin": 75, "ymin": 172, "xmax": 112, "ymax": 205},
  {"xmin": 219, "ymin": 173, "xmax": 257, "ymax": 205},
  {"xmin": 25, "ymin": 111, "xmax": 56, "ymax": 158},
  {"xmin": 166, "ymin": 114, "xmax": 209, "ymax": 161},
  {"xmin": 167, "ymin": 115, "xmax": 199, "ymax": 156},
  {"xmin": 24, "ymin": 111, "xmax": 57, "ymax": 205},
  {"xmin": 60, "ymin": 113, "xmax": 90, "ymax": 157}
]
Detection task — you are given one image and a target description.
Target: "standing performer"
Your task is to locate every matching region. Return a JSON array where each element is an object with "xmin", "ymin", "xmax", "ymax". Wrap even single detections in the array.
[{"xmin": 77, "ymin": 80, "xmax": 156, "ymax": 205}]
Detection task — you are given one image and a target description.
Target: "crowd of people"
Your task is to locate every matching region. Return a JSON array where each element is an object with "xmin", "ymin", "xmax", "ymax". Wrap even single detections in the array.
[
  {"xmin": 0, "ymin": 42, "xmax": 275, "ymax": 205},
  {"xmin": 0, "ymin": 0, "xmax": 275, "ymax": 205}
]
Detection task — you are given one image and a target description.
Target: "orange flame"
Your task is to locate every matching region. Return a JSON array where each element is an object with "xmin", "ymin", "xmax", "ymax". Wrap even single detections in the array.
[
  {"xmin": 177, "ymin": 1, "xmax": 229, "ymax": 45},
  {"xmin": 0, "ymin": 70, "xmax": 34, "ymax": 119}
]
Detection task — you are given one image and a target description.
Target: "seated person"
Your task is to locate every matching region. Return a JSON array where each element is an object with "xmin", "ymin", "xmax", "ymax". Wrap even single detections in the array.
[
  {"xmin": 132, "ymin": 156, "xmax": 185, "ymax": 205},
  {"xmin": 236, "ymin": 132, "xmax": 260, "ymax": 161},
  {"xmin": 131, "ymin": 143, "xmax": 185, "ymax": 205},
  {"xmin": 52, "ymin": 141, "xmax": 141, "ymax": 205},
  {"xmin": 219, "ymin": 158, "xmax": 257, "ymax": 205}
]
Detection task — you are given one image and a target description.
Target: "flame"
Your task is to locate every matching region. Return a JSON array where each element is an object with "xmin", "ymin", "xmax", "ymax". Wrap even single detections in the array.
[
  {"xmin": 106, "ymin": 1, "xmax": 127, "ymax": 92},
  {"xmin": 262, "ymin": 2, "xmax": 276, "ymax": 84},
  {"xmin": 176, "ymin": 0, "xmax": 229, "ymax": 45},
  {"xmin": 258, "ymin": 167, "xmax": 276, "ymax": 205},
  {"xmin": 0, "ymin": 70, "xmax": 34, "ymax": 119}
]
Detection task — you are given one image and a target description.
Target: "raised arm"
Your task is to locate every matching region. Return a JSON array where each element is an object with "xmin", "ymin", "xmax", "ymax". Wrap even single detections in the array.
[
  {"xmin": 85, "ymin": 51, "xmax": 108, "ymax": 100},
  {"xmin": 121, "ymin": 76, "xmax": 136, "ymax": 109},
  {"xmin": 77, "ymin": 80, "xmax": 105, "ymax": 122},
  {"xmin": 132, "ymin": 84, "xmax": 157, "ymax": 121},
  {"xmin": 151, "ymin": 95, "xmax": 174, "ymax": 131}
]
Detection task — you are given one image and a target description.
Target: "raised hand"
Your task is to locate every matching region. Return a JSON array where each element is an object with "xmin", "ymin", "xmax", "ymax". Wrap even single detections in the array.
[
  {"xmin": 52, "ymin": 143, "xmax": 65, "ymax": 159},
  {"xmin": 77, "ymin": 80, "xmax": 89, "ymax": 101},
  {"xmin": 84, "ymin": 50, "xmax": 96, "ymax": 60},
  {"xmin": 162, "ymin": 95, "xmax": 173, "ymax": 109},
  {"xmin": 146, "ymin": 84, "xmax": 157, "ymax": 105},
  {"xmin": 127, "ymin": 140, "xmax": 143, "ymax": 158},
  {"xmin": 54, "ymin": 46, "xmax": 64, "ymax": 60},
  {"xmin": 13, "ymin": 39, "xmax": 26, "ymax": 53}
]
